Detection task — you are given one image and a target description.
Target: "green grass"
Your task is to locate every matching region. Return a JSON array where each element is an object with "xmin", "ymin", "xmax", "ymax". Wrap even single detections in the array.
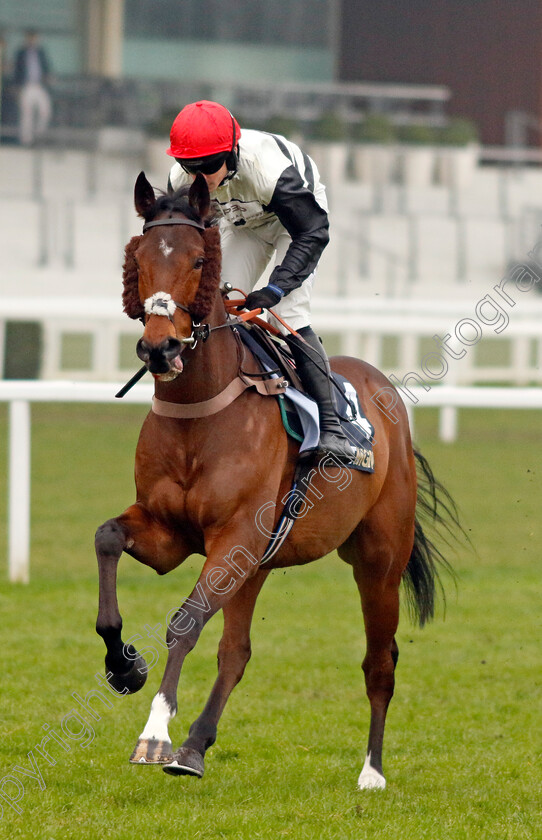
[{"xmin": 0, "ymin": 404, "xmax": 541, "ymax": 839}]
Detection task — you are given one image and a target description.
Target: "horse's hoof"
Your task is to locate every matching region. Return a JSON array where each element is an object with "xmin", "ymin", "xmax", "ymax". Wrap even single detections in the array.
[
  {"xmin": 163, "ymin": 747, "xmax": 205, "ymax": 778},
  {"xmin": 129, "ymin": 738, "xmax": 173, "ymax": 765},
  {"xmin": 357, "ymin": 756, "xmax": 386, "ymax": 790},
  {"xmin": 105, "ymin": 646, "xmax": 147, "ymax": 695},
  {"xmin": 357, "ymin": 772, "xmax": 386, "ymax": 790}
]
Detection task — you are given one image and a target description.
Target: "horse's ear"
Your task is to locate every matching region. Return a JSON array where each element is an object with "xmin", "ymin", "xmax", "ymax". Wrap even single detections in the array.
[
  {"xmin": 134, "ymin": 171, "xmax": 156, "ymax": 218},
  {"xmin": 188, "ymin": 173, "xmax": 210, "ymax": 220}
]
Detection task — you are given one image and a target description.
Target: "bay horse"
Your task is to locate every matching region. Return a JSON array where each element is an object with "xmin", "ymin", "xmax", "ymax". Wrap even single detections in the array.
[{"xmin": 95, "ymin": 171, "xmax": 458, "ymax": 790}]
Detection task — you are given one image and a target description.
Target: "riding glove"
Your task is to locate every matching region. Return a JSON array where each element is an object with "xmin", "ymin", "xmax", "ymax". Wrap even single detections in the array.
[{"xmin": 239, "ymin": 284, "xmax": 283, "ymax": 312}]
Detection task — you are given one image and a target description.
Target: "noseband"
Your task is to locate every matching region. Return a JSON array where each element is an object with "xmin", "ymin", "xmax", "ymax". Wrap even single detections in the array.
[{"xmin": 142, "ymin": 215, "xmax": 207, "ymax": 348}]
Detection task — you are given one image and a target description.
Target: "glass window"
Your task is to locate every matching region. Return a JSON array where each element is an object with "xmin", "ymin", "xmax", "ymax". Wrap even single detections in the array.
[
  {"xmin": 124, "ymin": 0, "xmax": 330, "ymax": 47},
  {"xmin": 0, "ymin": 0, "xmax": 76, "ymax": 32}
]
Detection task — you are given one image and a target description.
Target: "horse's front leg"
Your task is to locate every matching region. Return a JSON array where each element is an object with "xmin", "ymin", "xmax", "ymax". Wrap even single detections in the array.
[
  {"xmin": 163, "ymin": 567, "xmax": 270, "ymax": 777},
  {"xmin": 95, "ymin": 503, "xmax": 191, "ymax": 758},
  {"xmin": 131, "ymin": 520, "xmax": 269, "ymax": 772}
]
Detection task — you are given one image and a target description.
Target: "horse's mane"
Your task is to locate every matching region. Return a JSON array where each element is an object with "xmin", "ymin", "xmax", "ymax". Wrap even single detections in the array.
[
  {"xmin": 122, "ymin": 187, "xmax": 222, "ymax": 322},
  {"xmin": 122, "ymin": 237, "xmax": 144, "ymax": 320}
]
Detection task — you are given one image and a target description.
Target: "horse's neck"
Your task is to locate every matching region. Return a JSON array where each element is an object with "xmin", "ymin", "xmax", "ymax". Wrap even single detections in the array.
[{"xmin": 154, "ymin": 295, "xmax": 240, "ymax": 404}]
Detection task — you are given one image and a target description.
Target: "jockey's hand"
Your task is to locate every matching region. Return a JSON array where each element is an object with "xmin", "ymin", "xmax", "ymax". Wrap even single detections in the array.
[{"xmin": 237, "ymin": 284, "xmax": 283, "ymax": 312}]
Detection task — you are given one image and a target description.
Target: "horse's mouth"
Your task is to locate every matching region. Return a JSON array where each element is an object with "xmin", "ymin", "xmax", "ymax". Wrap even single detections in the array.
[
  {"xmin": 137, "ymin": 336, "xmax": 186, "ymax": 380},
  {"xmin": 153, "ymin": 353, "xmax": 184, "ymax": 381}
]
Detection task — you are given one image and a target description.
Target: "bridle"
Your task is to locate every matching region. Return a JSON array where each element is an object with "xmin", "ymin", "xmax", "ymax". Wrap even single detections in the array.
[
  {"xmin": 142, "ymin": 218, "xmax": 205, "ymax": 234},
  {"xmin": 141, "ymin": 215, "xmax": 208, "ymax": 350},
  {"xmin": 116, "ymin": 213, "xmax": 290, "ymax": 399},
  {"xmin": 139, "ymin": 215, "xmax": 281, "ymax": 346}
]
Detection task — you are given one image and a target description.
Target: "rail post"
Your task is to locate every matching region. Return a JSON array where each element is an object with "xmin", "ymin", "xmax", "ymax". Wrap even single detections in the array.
[{"xmin": 8, "ymin": 399, "xmax": 31, "ymax": 583}]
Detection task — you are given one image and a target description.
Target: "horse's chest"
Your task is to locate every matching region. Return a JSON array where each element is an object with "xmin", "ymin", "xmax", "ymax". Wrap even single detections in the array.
[
  {"xmin": 144, "ymin": 476, "xmax": 189, "ymax": 522},
  {"xmin": 143, "ymin": 470, "xmax": 234, "ymax": 532}
]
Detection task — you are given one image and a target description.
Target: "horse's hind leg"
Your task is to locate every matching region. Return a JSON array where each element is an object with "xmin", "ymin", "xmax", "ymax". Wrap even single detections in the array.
[
  {"xmin": 341, "ymin": 480, "xmax": 415, "ymax": 790},
  {"xmin": 163, "ymin": 568, "xmax": 269, "ymax": 777}
]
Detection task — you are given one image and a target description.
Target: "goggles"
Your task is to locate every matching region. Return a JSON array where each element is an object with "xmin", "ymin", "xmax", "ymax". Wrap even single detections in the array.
[{"xmin": 176, "ymin": 153, "xmax": 228, "ymax": 175}]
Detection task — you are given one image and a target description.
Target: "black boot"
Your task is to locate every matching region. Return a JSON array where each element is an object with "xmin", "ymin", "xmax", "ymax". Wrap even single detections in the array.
[{"xmin": 287, "ymin": 326, "xmax": 358, "ymax": 461}]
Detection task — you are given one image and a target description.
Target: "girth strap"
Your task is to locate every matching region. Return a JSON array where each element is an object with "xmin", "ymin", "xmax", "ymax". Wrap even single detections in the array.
[{"xmin": 152, "ymin": 373, "xmax": 288, "ymax": 419}]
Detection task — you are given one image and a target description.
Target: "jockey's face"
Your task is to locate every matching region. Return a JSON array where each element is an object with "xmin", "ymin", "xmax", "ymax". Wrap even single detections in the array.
[{"xmin": 188, "ymin": 162, "xmax": 228, "ymax": 193}]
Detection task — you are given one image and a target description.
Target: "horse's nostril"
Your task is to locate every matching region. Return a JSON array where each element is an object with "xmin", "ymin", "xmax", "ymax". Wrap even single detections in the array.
[
  {"xmin": 163, "ymin": 337, "xmax": 182, "ymax": 359},
  {"xmin": 136, "ymin": 338, "xmax": 150, "ymax": 362},
  {"xmin": 136, "ymin": 336, "xmax": 181, "ymax": 373}
]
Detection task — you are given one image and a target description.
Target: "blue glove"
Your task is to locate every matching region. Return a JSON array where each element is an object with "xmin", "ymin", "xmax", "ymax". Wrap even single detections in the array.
[{"xmin": 238, "ymin": 284, "xmax": 284, "ymax": 312}]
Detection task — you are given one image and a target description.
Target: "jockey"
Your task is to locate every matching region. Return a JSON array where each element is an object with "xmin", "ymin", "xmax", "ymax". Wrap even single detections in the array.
[{"xmin": 167, "ymin": 99, "xmax": 357, "ymax": 461}]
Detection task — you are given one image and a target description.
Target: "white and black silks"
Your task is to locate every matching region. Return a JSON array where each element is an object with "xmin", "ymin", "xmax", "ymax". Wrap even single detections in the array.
[{"xmin": 168, "ymin": 129, "xmax": 330, "ymax": 297}]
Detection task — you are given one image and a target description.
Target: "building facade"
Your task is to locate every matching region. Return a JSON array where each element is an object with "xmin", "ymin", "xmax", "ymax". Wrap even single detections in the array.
[
  {"xmin": 338, "ymin": 0, "xmax": 542, "ymax": 146},
  {"xmin": 0, "ymin": 0, "xmax": 334, "ymax": 82}
]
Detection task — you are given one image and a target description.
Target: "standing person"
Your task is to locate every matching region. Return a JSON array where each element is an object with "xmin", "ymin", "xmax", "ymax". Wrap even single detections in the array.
[
  {"xmin": 166, "ymin": 99, "xmax": 358, "ymax": 461},
  {"xmin": 14, "ymin": 29, "xmax": 52, "ymax": 146}
]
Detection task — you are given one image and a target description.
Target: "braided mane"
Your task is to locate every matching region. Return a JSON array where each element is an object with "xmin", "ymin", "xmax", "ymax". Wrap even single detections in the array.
[
  {"xmin": 122, "ymin": 188, "xmax": 222, "ymax": 322},
  {"xmin": 122, "ymin": 236, "xmax": 144, "ymax": 319}
]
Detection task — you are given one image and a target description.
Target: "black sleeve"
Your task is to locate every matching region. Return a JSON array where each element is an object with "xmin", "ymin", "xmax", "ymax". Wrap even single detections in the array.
[{"xmin": 265, "ymin": 165, "xmax": 330, "ymax": 296}]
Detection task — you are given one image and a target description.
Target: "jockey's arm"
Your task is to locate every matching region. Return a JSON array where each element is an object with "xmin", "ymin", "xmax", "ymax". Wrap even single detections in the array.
[{"xmin": 264, "ymin": 166, "xmax": 330, "ymax": 297}]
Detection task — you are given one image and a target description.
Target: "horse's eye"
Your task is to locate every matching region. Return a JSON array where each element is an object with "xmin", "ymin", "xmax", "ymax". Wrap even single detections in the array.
[{"xmin": 194, "ymin": 257, "xmax": 204, "ymax": 270}]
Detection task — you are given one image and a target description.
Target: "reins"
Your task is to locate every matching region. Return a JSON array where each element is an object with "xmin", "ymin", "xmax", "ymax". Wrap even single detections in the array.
[
  {"xmin": 116, "ymin": 214, "xmax": 345, "ymax": 408},
  {"xmin": 150, "ymin": 329, "xmax": 288, "ymax": 419},
  {"xmin": 114, "ymin": 299, "xmax": 273, "ymax": 399}
]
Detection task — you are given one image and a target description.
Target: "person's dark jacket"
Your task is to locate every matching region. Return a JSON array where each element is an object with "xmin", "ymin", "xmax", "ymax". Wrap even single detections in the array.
[{"xmin": 14, "ymin": 46, "xmax": 51, "ymax": 86}]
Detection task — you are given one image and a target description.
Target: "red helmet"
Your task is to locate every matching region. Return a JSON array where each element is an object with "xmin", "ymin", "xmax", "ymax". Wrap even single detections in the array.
[{"xmin": 167, "ymin": 100, "xmax": 241, "ymax": 159}]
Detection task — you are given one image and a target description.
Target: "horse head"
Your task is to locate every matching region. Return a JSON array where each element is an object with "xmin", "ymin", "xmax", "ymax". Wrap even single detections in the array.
[{"xmin": 123, "ymin": 172, "xmax": 222, "ymax": 380}]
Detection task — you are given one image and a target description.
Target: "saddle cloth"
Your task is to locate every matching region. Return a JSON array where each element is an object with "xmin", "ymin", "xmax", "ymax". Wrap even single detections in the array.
[{"xmin": 237, "ymin": 324, "xmax": 375, "ymax": 473}]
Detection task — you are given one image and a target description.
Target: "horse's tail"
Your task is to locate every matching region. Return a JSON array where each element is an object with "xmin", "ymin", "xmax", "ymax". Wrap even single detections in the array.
[{"xmin": 402, "ymin": 448, "xmax": 461, "ymax": 627}]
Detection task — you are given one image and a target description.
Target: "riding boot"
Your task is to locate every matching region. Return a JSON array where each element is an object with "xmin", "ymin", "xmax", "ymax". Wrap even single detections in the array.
[{"xmin": 287, "ymin": 326, "xmax": 358, "ymax": 461}]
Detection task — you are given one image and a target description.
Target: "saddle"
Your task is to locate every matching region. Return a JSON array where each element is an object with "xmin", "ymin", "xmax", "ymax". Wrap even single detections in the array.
[
  {"xmin": 236, "ymin": 321, "xmax": 303, "ymax": 391},
  {"xmin": 235, "ymin": 322, "xmax": 375, "ymax": 468}
]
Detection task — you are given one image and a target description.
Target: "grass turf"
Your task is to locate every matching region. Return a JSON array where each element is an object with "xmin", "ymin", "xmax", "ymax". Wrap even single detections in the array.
[{"xmin": 0, "ymin": 403, "xmax": 541, "ymax": 839}]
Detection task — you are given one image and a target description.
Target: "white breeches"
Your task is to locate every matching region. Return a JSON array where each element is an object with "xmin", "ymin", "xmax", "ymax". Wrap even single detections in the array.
[
  {"xmin": 19, "ymin": 83, "xmax": 52, "ymax": 146},
  {"xmin": 219, "ymin": 217, "xmax": 314, "ymax": 334}
]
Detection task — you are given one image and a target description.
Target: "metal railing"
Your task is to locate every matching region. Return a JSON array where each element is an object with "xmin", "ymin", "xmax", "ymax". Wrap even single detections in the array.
[{"xmin": 0, "ymin": 75, "xmax": 451, "ymax": 149}]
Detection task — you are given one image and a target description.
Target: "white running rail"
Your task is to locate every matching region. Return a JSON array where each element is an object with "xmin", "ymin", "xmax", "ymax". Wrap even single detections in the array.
[
  {"xmin": 2, "ymin": 380, "xmax": 542, "ymax": 583},
  {"xmin": 2, "ymin": 296, "xmax": 542, "ymax": 384}
]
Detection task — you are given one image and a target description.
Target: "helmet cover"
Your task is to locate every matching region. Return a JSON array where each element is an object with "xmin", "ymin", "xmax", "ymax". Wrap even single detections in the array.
[{"xmin": 167, "ymin": 100, "xmax": 241, "ymax": 160}]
